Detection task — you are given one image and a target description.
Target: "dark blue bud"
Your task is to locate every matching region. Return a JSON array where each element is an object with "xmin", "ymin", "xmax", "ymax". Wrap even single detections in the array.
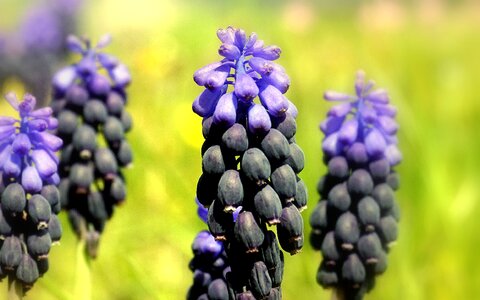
[
  {"xmin": 27, "ymin": 232, "xmax": 52, "ymax": 259},
  {"xmin": 83, "ymin": 100, "xmax": 108, "ymax": 125},
  {"xmin": 335, "ymin": 212, "xmax": 360, "ymax": 250},
  {"xmin": 234, "ymin": 211, "xmax": 264, "ymax": 253},
  {"xmin": 217, "ymin": 170, "xmax": 244, "ymax": 213},
  {"xmin": 357, "ymin": 233, "xmax": 383, "ymax": 265},
  {"xmin": 254, "ymin": 185, "xmax": 282, "ymax": 225},
  {"xmin": 357, "ymin": 196, "xmax": 380, "ymax": 231},
  {"xmin": 207, "ymin": 278, "xmax": 229, "ymax": 300},
  {"xmin": 260, "ymin": 129, "xmax": 290, "ymax": 162},
  {"xmin": 16, "ymin": 254, "xmax": 39, "ymax": 285},
  {"xmin": 28, "ymin": 195, "xmax": 51, "ymax": 229},
  {"xmin": 328, "ymin": 183, "xmax": 351, "ymax": 212},
  {"xmin": 241, "ymin": 148, "xmax": 271, "ymax": 185},
  {"xmin": 341, "ymin": 254, "xmax": 366, "ymax": 285},
  {"xmin": 1, "ymin": 183, "xmax": 26, "ymax": 215},
  {"xmin": 222, "ymin": 123, "xmax": 248, "ymax": 153},
  {"xmin": 249, "ymin": 261, "xmax": 272, "ymax": 299},
  {"xmin": 328, "ymin": 156, "xmax": 349, "ymax": 179},
  {"xmin": 0, "ymin": 236, "xmax": 23, "ymax": 270},
  {"xmin": 271, "ymin": 165, "xmax": 297, "ymax": 202},
  {"xmin": 372, "ymin": 183, "xmax": 395, "ymax": 211},
  {"xmin": 321, "ymin": 231, "xmax": 340, "ymax": 264},
  {"xmin": 284, "ymin": 143, "xmax": 304, "ymax": 174},
  {"xmin": 347, "ymin": 169, "xmax": 374, "ymax": 197},
  {"xmin": 202, "ymin": 145, "xmax": 226, "ymax": 175}
]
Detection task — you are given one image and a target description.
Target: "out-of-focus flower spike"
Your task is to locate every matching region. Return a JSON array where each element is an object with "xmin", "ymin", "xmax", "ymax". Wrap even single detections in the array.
[
  {"xmin": 327, "ymin": 103, "xmax": 351, "ymax": 118},
  {"xmin": 98, "ymin": 53, "xmax": 119, "ymax": 69},
  {"xmin": 52, "ymin": 66, "xmax": 77, "ymax": 92},
  {"xmin": 324, "ymin": 91, "xmax": 353, "ymax": 102},
  {"xmin": 365, "ymin": 89, "xmax": 389, "ymax": 104},
  {"xmin": 0, "ymin": 117, "xmax": 17, "ymax": 126},
  {"xmin": 355, "ymin": 70, "xmax": 366, "ymax": 96},
  {"xmin": 95, "ymin": 34, "xmax": 112, "ymax": 49}
]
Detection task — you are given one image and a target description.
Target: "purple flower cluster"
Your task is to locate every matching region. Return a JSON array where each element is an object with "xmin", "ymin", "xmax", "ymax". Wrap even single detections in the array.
[
  {"xmin": 0, "ymin": 94, "xmax": 62, "ymax": 191},
  {"xmin": 193, "ymin": 27, "xmax": 306, "ymax": 299},
  {"xmin": 0, "ymin": 94, "xmax": 63, "ymax": 293},
  {"xmin": 193, "ymin": 26, "xmax": 296, "ymax": 132},
  {"xmin": 310, "ymin": 71, "xmax": 401, "ymax": 299},
  {"xmin": 51, "ymin": 35, "xmax": 132, "ymax": 258}
]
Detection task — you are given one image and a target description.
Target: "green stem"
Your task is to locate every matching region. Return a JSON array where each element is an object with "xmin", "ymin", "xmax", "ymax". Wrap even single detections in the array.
[
  {"xmin": 73, "ymin": 239, "xmax": 91, "ymax": 300},
  {"xmin": 8, "ymin": 276, "xmax": 23, "ymax": 300}
]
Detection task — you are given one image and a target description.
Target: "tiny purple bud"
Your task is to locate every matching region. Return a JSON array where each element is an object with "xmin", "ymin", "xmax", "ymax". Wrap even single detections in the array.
[
  {"xmin": 192, "ymin": 88, "xmax": 223, "ymax": 117},
  {"xmin": 355, "ymin": 70, "xmax": 366, "ymax": 96},
  {"xmin": 338, "ymin": 119, "xmax": 358, "ymax": 145},
  {"xmin": 346, "ymin": 142, "xmax": 369, "ymax": 164},
  {"xmin": 377, "ymin": 116, "xmax": 398, "ymax": 135},
  {"xmin": 219, "ymin": 43, "xmax": 241, "ymax": 60},
  {"xmin": 5, "ymin": 92, "xmax": 19, "ymax": 110},
  {"xmin": 245, "ymin": 32, "xmax": 258, "ymax": 50},
  {"xmin": 247, "ymin": 104, "xmax": 271, "ymax": 134},
  {"xmin": 0, "ymin": 145, "xmax": 12, "ymax": 169},
  {"xmin": 22, "ymin": 165, "xmax": 42, "ymax": 193},
  {"xmin": 0, "ymin": 126, "xmax": 15, "ymax": 141},
  {"xmin": 248, "ymin": 57, "xmax": 274, "ymax": 75},
  {"xmin": 373, "ymin": 104, "xmax": 397, "ymax": 117},
  {"xmin": 110, "ymin": 64, "xmax": 131, "ymax": 87},
  {"xmin": 76, "ymin": 56, "xmax": 97, "ymax": 75},
  {"xmin": 216, "ymin": 27, "xmax": 235, "ymax": 44},
  {"xmin": 30, "ymin": 132, "xmax": 63, "ymax": 152},
  {"xmin": 95, "ymin": 34, "xmax": 112, "ymax": 49},
  {"xmin": 66, "ymin": 35, "xmax": 84, "ymax": 53},
  {"xmin": 12, "ymin": 134, "xmax": 31, "ymax": 156},
  {"xmin": 253, "ymin": 45, "xmax": 281, "ymax": 60},
  {"xmin": 29, "ymin": 107, "xmax": 53, "ymax": 118},
  {"xmin": 365, "ymin": 89, "xmax": 389, "ymax": 104},
  {"xmin": 263, "ymin": 70, "xmax": 290, "ymax": 94},
  {"xmin": 19, "ymin": 94, "xmax": 36, "ymax": 116},
  {"xmin": 234, "ymin": 28, "xmax": 247, "ymax": 49},
  {"xmin": 327, "ymin": 103, "xmax": 351, "ymax": 118},
  {"xmin": 322, "ymin": 132, "xmax": 341, "ymax": 157},
  {"xmin": 213, "ymin": 92, "xmax": 237, "ymax": 126},
  {"xmin": 0, "ymin": 117, "xmax": 16, "ymax": 126},
  {"xmin": 4, "ymin": 152, "xmax": 22, "ymax": 177},
  {"xmin": 234, "ymin": 74, "xmax": 259, "ymax": 101},
  {"xmin": 28, "ymin": 119, "xmax": 48, "ymax": 132},
  {"xmin": 52, "ymin": 66, "xmax": 77, "ymax": 92},
  {"xmin": 258, "ymin": 84, "xmax": 288, "ymax": 117},
  {"xmin": 365, "ymin": 129, "xmax": 387, "ymax": 158},
  {"xmin": 205, "ymin": 64, "xmax": 231, "ymax": 90},
  {"xmin": 324, "ymin": 91, "xmax": 353, "ymax": 102},
  {"xmin": 320, "ymin": 116, "xmax": 345, "ymax": 135},
  {"xmin": 193, "ymin": 62, "xmax": 224, "ymax": 86},
  {"xmin": 360, "ymin": 106, "xmax": 377, "ymax": 123},
  {"xmin": 32, "ymin": 149, "xmax": 57, "ymax": 178}
]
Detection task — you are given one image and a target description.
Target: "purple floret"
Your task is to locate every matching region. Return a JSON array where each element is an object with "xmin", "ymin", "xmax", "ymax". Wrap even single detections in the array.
[
  {"xmin": 321, "ymin": 71, "xmax": 402, "ymax": 166},
  {"xmin": 0, "ymin": 93, "xmax": 62, "ymax": 192}
]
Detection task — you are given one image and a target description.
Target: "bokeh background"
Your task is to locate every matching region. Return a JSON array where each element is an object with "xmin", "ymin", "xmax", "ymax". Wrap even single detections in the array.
[{"xmin": 1, "ymin": 0, "xmax": 480, "ymax": 299}]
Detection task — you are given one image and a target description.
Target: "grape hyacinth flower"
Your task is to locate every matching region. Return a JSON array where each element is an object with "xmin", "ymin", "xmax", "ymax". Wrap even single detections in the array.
[
  {"xmin": 310, "ymin": 71, "xmax": 401, "ymax": 299},
  {"xmin": 51, "ymin": 35, "xmax": 132, "ymax": 258},
  {"xmin": 0, "ymin": 93, "xmax": 63, "ymax": 294},
  {"xmin": 187, "ymin": 200, "xmax": 236, "ymax": 300},
  {"xmin": 193, "ymin": 26, "xmax": 307, "ymax": 299}
]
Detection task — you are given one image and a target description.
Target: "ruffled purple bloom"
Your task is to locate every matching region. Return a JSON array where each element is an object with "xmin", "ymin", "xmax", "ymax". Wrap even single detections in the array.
[
  {"xmin": 321, "ymin": 71, "xmax": 402, "ymax": 166},
  {"xmin": 192, "ymin": 26, "xmax": 295, "ymax": 133},
  {"xmin": 52, "ymin": 35, "xmax": 131, "ymax": 95},
  {"xmin": 0, "ymin": 93, "xmax": 62, "ymax": 193}
]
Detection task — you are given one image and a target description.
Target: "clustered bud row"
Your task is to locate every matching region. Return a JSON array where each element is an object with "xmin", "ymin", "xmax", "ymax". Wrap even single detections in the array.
[
  {"xmin": 192, "ymin": 27, "xmax": 306, "ymax": 299},
  {"xmin": 51, "ymin": 35, "xmax": 132, "ymax": 258},
  {"xmin": 310, "ymin": 72, "xmax": 401, "ymax": 299},
  {"xmin": 0, "ymin": 94, "xmax": 62, "ymax": 292}
]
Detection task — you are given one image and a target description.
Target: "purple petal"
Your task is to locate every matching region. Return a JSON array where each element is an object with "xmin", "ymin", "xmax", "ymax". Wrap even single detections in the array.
[
  {"xmin": 45, "ymin": 172, "xmax": 60, "ymax": 185},
  {"xmin": 253, "ymin": 45, "xmax": 281, "ymax": 60},
  {"xmin": 373, "ymin": 104, "xmax": 397, "ymax": 117},
  {"xmin": 327, "ymin": 103, "xmax": 351, "ymax": 118},
  {"xmin": 0, "ymin": 117, "xmax": 17, "ymax": 126},
  {"xmin": 28, "ymin": 119, "xmax": 48, "ymax": 132},
  {"xmin": 52, "ymin": 66, "xmax": 77, "ymax": 91},
  {"xmin": 355, "ymin": 70, "xmax": 366, "ymax": 96},
  {"xmin": 360, "ymin": 106, "xmax": 377, "ymax": 123},
  {"xmin": 30, "ymin": 132, "xmax": 63, "ymax": 151},
  {"xmin": 286, "ymin": 100, "xmax": 298, "ymax": 118},
  {"xmin": 234, "ymin": 28, "xmax": 247, "ymax": 49},
  {"xmin": 12, "ymin": 134, "xmax": 31, "ymax": 155},
  {"xmin": 98, "ymin": 53, "xmax": 119, "ymax": 69},
  {"xmin": 234, "ymin": 73, "xmax": 259, "ymax": 101},
  {"xmin": 385, "ymin": 144, "xmax": 402, "ymax": 166},
  {"xmin": 76, "ymin": 56, "xmax": 97, "ymax": 75},
  {"xmin": 322, "ymin": 132, "xmax": 341, "ymax": 157},
  {"xmin": 193, "ymin": 62, "xmax": 224, "ymax": 86},
  {"xmin": 244, "ymin": 32, "xmax": 257, "ymax": 50},
  {"xmin": 22, "ymin": 165, "xmax": 42, "ymax": 193},
  {"xmin": 216, "ymin": 27, "xmax": 235, "ymax": 44},
  {"xmin": 66, "ymin": 35, "xmax": 84, "ymax": 53},
  {"xmin": 195, "ymin": 197, "xmax": 208, "ymax": 223},
  {"xmin": 32, "ymin": 149, "xmax": 57, "ymax": 178},
  {"xmin": 365, "ymin": 89, "xmax": 389, "ymax": 104},
  {"xmin": 29, "ymin": 107, "xmax": 53, "ymax": 118},
  {"xmin": 248, "ymin": 57, "xmax": 274, "ymax": 75},
  {"xmin": 0, "ymin": 126, "xmax": 16, "ymax": 141},
  {"xmin": 365, "ymin": 129, "xmax": 387, "ymax": 158},
  {"xmin": 324, "ymin": 91, "xmax": 353, "ymax": 101},
  {"xmin": 247, "ymin": 104, "xmax": 271, "ymax": 134},
  {"xmin": 251, "ymin": 39, "xmax": 265, "ymax": 52},
  {"xmin": 319, "ymin": 116, "xmax": 345, "ymax": 135},
  {"xmin": 205, "ymin": 64, "xmax": 230, "ymax": 90},
  {"xmin": 219, "ymin": 43, "xmax": 241, "ymax": 60},
  {"xmin": 0, "ymin": 145, "xmax": 12, "ymax": 169},
  {"xmin": 338, "ymin": 119, "xmax": 358, "ymax": 145},
  {"xmin": 96, "ymin": 34, "xmax": 112, "ymax": 49},
  {"xmin": 377, "ymin": 116, "xmax": 398, "ymax": 135},
  {"xmin": 47, "ymin": 117, "xmax": 59, "ymax": 130},
  {"xmin": 18, "ymin": 94, "xmax": 36, "ymax": 115},
  {"xmin": 4, "ymin": 152, "xmax": 21, "ymax": 177},
  {"xmin": 263, "ymin": 70, "xmax": 290, "ymax": 94},
  {"xmin": 213, "ymin": 92, "xmax": 237, "ymax": 126},
  {"xmin": 88, "ymin": 74, "xmax": 111, "ymax": 96},
  {"xmin": 192, "ymin": 88, "xmax": 223, "ymax": 117},
  {"xmin": 5, "ymin": 92, "xmax": 19, "ymax": 110},
  {"xmin": 110, "ymin": 64, "xmax": 131, "ymax": 87},
  {"xmin": 258, "ymin": 84, "xmax": 288, "ymax": 117},
  {"xmin": 233, "ymin": 206, "xmax": 242, "ymax": 222}
]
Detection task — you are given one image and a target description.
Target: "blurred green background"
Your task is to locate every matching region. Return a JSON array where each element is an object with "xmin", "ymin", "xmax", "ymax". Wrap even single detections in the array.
[{"xmin": 1, "ymin": 0, "xmax": 480, "ymax": 299}]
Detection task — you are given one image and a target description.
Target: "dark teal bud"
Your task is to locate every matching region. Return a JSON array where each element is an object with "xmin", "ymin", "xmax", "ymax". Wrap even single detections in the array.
[
  {"xmin": 28, "ymin": 195, "xmax": 51, "ymax": 230},
  {"xmin": 218, "ymin": 170, "xmax": 243, "ymax": 213},
  {"xmin": 196, "ymin": 174, "xmax": 219, "ymax": 207},
  {"xmin": 41, "ymin": 185, "xmax": 61, "ymax": 214},
  {"xmin": 386, "ymin": 172, "xmax": 400, "ymax": 190},
  {"xmin": 234, "ymin": 211, "xmax": 264, "ymax": 253},
  {"xmin": 36, "ymin": 258, "xmax": 49, "ymax": 276},
  {"xmin": 241, "ymin": 148, "xmax": 271, "ymax": 185},
  {"xmin": 72, "ymin": 125, "xmax": 97, "ymax": 158},
  {"xmin": 293, "ymin": 179, "xmax": 307, "ymax": 212},
  {"xmin": 109, "ymin": 176, "xmax": 126, "ymax": 203},
  {"xmin": 316, "ymin": 262, "xmax": 338, "ymax": 287},
  {"xmin": 260, "ymin": 129, "xmax": 290, "ymax": 162},
  {"xmin": 374, "ymin": 251, "xmax": 388, "ymax": 274},
  {"xmin": 60, "ymin": 144, "xmax": 74, "ymax": 170},
  {"xmin": 207, "ymin": 278, "xmax": 229, "ymax": 300},
  {"xmin": 208, "ymin": 200, "xmax": 231, "ymax": 241},
  {"xmin": 0, "ymin": 206, "xmax": 12, "ymax": 237},
  {"xmin": 222, "ymin": 123, "xmax": 248, "ymax": 153},
  {"xmin": 88, "ymin": 192, "xmax": 108, "ymax": 224},
  {"xmin": 347, "ymin": 169, "xmax": 374, "ymax": 197},
  {"xmin": 341, "ymin": 254, "xmax": 366, "ymax": 286},
  {"xmin": 1, "ymin": 183, "xmax": 26, "ymax": 215},
  {"xmin": 267, "ymin": 287, "xmax": 281, "ymax": 300},
  {"xmin": 48, "ymin": 215, "xmax": 62, "ymax": 244},
  {"xmin": 357, "ymin": 196, "xmax": 380, "ymax": 231},
  {"xmin": 16, "ymin": 254, "xmax": 39, "ymax": 285},
  {"xmin": 58, "ymin": 179, "xmax": 71, "ymax": 208},
  {"xmin": 94, "ymin": 148, "xmax": 119, "ymax": 178},
  {"xmin": 249, "ymin": 261, "xmax": 272, "ymax": 299},
  {"xmin": 309, "ymin": 200, "xmax": 327, "ymax": 234},
  {"xmin": 273, "ymin": 114, "xmax": 296, "ymax": 139},
  {"xmin": 68, "ymin": 209, "xmax": 86, "ymax": 238},
  {"xmin": 103, "ymin": 117, "xmax": 125, "ymax": 147},
  {"xmin": 328, "ymin": 156, "xmax": 349, "ymax": 179},
  {"xmin": 57, "ymin": 110, "xmax": 78, "ymax": 139},
  {"xmin": 202, "ymin": 145, "xmax": 226, "ymax": 175},
  {"xmin": 328, "ymin": 182, "xmax": 351, "ymax": 211},
  {"xmin": 335, "ymin": 212, "xmax": 360, "ymax": 250},
  {"xmin": 321, "ymin": 231, "xmax": 340, "ymax": 265},
  {"xmin": 369, "ymin": 158, "xmax": 390, "ymax": 182},
  {"xmin": 358, "ymin": 233, "xmax": 383, "ymax": 265},
  {"xmin": 193, "ymin": 270, "xmax": 211, "ymax": 288},
  {"xmin": 269, "ymin": 252, "xmax": 284, "ymax": 288},
  {"xmin": 284, "ymin": 143, "xmax": 304, "ymax": 174},
  {"xmin": 120, "ymin": 110, "xmax": 133, "ymax": 132},
  {"xmin": 0, "ymin": 236, "xmax": 22, "ymax": 270},
  {"xmin": 116, "ymin": 140, "xmax": 133, "ymax": 167},
  {"xmin": 27, "ymin": 232, "xmax": 52, "ymax": 259},
  {"xmin": 277, "ymin": 205, "xmax": 303, "ymax": 255},
  {"xmin": 372, "ymin": 183, "xmax": 395, "ymax": 211},
  {"xmin": 69, "ymin": 163, "xmax": 94, "ymax": 190},
  {"xmin": 254, "ymin": 185, "xmax": 282, "ymax": 225},
  {"xmin": 378, "ymin": 216, "xmax": 398, "ymax": 246},
  {"xmin": 83, "ymin": 100, "xmax": 108, "ymax": 126},
  {"xmin": 271, "ymin": 164, "xmax": 297, "ymax": 202},
  {"xmin": 106, "ymin": 92, "xmax": 124, "ymax": 116},
  {"xmin": 385, "ymin": 201, "xmax": 400, "ymax": 222},
  {"xmin": 260, "ymin": 231, "xmax": 282, "ymax": 269}
]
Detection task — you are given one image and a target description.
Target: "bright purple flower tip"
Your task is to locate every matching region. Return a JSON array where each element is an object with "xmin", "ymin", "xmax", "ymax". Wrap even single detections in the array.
[
  {"xmin": 322, "ymin": 132, "xmax": 341, "ymax": 157},
  {"xmin": 22, "ymin": 165, "xmax": 42, "ymax": 193},
  {"xmin": 234, "ymin": 73, "xmax": 259, "ymax": 101},
  {"xmin": 192, "ymin": 89, "xmax": 223, "ymax": 117},
  {"xmin": 327, "ymin": 103, "xmax": 351, "ymax": 118},
  {"xmin": 338, "ymin": 119, "xmax": 358, "ymax": 145},
  {"xmin": 213, "ymin": 92, "xmax": 237, "ymax": 126},
  {"xmin": 111, "ymin": 64, "xmax": 131, "ymax": 87},
  {"xmin": 219, "ymin": 43, "xmax": 241, "ymax": 60},
  {"xmin": 247, "ymin": 104, "xmax": 271, "ymax": 134},
  {"xmin": 12, "ymin": 134, "xmax": 32, "ymax": 155},
  {"xmin": 258, "ymin": 84, "xmax": 288, "ymax": 117},
  {"xmin": 53, "ymin": 66, "xmax": 77, "ymax": 91},
  {"xmin": 32, "ymin": 149, "xmax": 57, "ymax": 178},
  {"xmin": 365, "ymin": 129, "xmax": 387, "ymax": 158}
]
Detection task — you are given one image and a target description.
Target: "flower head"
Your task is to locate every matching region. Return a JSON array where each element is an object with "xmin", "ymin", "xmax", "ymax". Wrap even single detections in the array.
[
  {"xmin": 0, "ymin": 93, "xmax": 61, "ymax": 193},
  {"xmin": 321, "ymin": 71, "xmax": 401, "ymax": 166},
  {"xmin": 193, "ymin": 26, "xmax": 294, "ymax": 133}
]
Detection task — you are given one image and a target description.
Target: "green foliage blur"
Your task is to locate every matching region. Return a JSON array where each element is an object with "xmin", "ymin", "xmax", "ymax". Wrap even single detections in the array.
[{"xmin": 1, "ymin": 0, "xmax": 480, "ymax": 299}]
